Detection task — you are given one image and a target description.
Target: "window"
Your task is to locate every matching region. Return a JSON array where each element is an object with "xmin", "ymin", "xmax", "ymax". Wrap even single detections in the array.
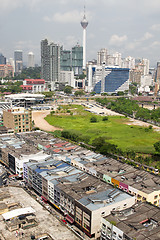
[
  {"xmin": 154, "ymin": 195, "xmax": 158, "ymax": 199},
  {"xmin": 154, "ymin": 201, "xmax": 157, "ymax": 205},
  {"xmin": 102, "ymin": 223, "xmax": 106, "ymax": 228}
]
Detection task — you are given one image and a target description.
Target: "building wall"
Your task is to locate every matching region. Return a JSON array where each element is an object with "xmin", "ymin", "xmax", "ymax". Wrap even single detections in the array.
[
  {"xmin": 0, "ymin": 65, "xmax": 14, "ymax": 78},
  {"xmin": 91, "ymin": 196, "xmax": 135, "ymax": 238},
  {"xmin": 101, "ymin": 217, "xmax": 124, "ymax": 240},
  {"xmin": 3, "ymin": 108, "xmax": 32, "ymax": 133}
]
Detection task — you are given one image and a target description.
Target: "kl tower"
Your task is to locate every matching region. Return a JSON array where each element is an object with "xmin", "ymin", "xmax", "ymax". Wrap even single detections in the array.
[{"xmin": 81, "ymin": 6, "xmax": 88, "ymax": 70}]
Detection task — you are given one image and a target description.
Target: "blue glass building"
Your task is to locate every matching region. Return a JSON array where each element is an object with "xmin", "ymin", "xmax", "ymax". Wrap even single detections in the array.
[{"xmin": 93, "ymin": 67, "xmax": 129, "ymax": 93}]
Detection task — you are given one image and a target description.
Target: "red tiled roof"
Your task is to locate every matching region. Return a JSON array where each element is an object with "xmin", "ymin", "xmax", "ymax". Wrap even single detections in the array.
[
  {"xmin": 54, "ymin": 142, "xmax": 68, "ymax": 147},
  {"xmin": 45, "ymin": 145, "xmax": 51, "ymax": 148},
  {"xmin": 53, "ymin": 149, "xmax": 61, "ymax": 153},
  {"xmin": 25, "ymin": 79, "xmax": 45, "ymax": 84},
  {"xmin": 64, "ymin": 146, "xmax": 77, "ymax": 151}
]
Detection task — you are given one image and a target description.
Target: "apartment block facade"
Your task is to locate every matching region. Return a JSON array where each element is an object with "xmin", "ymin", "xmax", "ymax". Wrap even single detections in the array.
[{"xmin": 3, "ymin": 107, "xmax": 32, "ymax": 133}]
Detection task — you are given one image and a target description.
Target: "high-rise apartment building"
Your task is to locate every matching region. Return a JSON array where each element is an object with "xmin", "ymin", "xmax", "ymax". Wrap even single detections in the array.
[
  {"xmin": 28, "ymin": 52, "xmax": 35, "ymax": 68},
  {"xmin": 41, "ymin": 39, "xmax": 60, "ymax": 90},
  {"xmin": 97, "ymin": 48, "xmax": 108, "ymax": 65},
  {"xmin": 3, "ymin": 107, "xmax": 32, "ymax": 133},
  {"xmin": 14, "ymin": 50, "xmax": 23, "ymax": 75}
]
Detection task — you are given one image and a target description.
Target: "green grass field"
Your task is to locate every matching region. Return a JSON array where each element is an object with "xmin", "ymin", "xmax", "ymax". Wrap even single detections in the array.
[{"xmin": 45, "ymin": 105, "xmax": 160, "ymax": 154}]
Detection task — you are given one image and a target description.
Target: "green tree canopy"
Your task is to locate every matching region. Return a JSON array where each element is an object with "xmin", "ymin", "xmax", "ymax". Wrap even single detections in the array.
[
  {"xmin": 64, "ymin": 85, "xmax": 73, "ymax": 94},
  {"xmin": 154, "ymin": 141, "xmax": 160, "ymax": 153},
  {"xmin": 74, "ymin": 90, "xmax": 85, "ymax": 96}
]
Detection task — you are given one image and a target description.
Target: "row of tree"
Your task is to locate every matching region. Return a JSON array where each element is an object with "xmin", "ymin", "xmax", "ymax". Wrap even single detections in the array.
[{"xmin": 96, "ymin": 97, "xmax": 160, "ymax": 123}]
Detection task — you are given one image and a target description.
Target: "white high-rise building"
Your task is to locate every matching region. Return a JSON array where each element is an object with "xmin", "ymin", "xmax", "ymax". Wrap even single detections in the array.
[
  {"xmin": 122, "ymin": 56, "xmax": 135, "ymax": 69},
  {"xmin": 80, "ymin": 7, "xmax": 88, "ymax": 70},
  {"xmin": 97, "ymin": 48, "xmax": 108, "ymax": 65},
  {"xmin": 28, "ymin": 52, "xmax": 35, "ymax": 68},
  {"xmin": 142, "ymin": 58, "xmax": 150, "ymax": 75}
]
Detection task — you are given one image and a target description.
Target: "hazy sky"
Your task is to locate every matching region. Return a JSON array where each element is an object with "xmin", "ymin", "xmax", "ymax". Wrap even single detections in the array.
[{"xmin": 1, "ymin": 0, "xmax": 160, "ymax": 66}]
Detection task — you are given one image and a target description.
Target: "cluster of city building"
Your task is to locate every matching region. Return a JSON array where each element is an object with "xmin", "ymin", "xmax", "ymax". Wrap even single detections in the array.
[
  {"xmin": 0, "ymin": 131, "xmax": 160, "ymax": 239},
  {"xmin": 0, "ymin": 10, "xmax": 160, "ymax": 96},
  {"xmin": 0, "ymin": 51, "xmax": 35, "ymax": 78}
]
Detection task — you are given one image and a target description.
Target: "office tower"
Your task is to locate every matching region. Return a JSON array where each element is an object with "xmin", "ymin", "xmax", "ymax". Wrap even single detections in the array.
[
  {"xmin": 80, "ymin": 6, "xmax": 88, "ymax": 70},
  {"xmin": 0, "ymin": 53, "xmax": 6, "ymax": 65},
  {"xmin": 41, "ymin": 39, "xmax": 60, "ymax": 90},
  {"xmin": 14, "ymin": 50, "xmax": 23, "ymax": 75},
  {"xmin": 60, "ymin": 48, "xmax": 71, "ymax": 71},
  {"xmin": 28, "ymin": 52, "xmax": 35, "ymax": 68},
  {"xmin": 97, "ymin": 48, "xmax": 108, "ymax": 65},
  {"xmin": 71, "ymin": 44, "xmax": 83, "ymax": 75},
  {"xmin": 88, "ymin": 65, "xmax": 129, "ymax": 94}
]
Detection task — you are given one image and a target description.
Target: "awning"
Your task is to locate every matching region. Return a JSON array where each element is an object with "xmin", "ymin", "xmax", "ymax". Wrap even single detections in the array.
[
  {"xmin": 41, "ymin": 196, "xmax": 47, "ymax": 202},
  {"xmin": 65, "ymin": 215, "xmax": 74, "ymax": 224}
]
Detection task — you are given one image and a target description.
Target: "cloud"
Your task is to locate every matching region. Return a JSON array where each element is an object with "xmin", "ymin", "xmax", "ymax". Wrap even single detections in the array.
[
  {"xmin": 109, "ymin": 34, "xmax": 128, "ymax": 47},
  {"xmin": 140, "ymin": 32, "xmax": 153, "ymax": 41},
  {"xmin": 0, "ymin": 0, "xmax": 23, "ymax": 12},
  {"xmin": 151, "ymin": 24, "xmax": 160, "ymax": 31},
  {"xmin": 14, "ymin": 40, "xmax": 39, "ymax": 52},
  {"xmin": 151, "ymin": 41, "xmax": 160, "ymax": 48},
  {"xmin": 63, "ymin": 35, "xmax": 78, "ymax": 49},
  {"xmin": 46, "ymin": 10, "xmax": 82, "ymax": 23}
]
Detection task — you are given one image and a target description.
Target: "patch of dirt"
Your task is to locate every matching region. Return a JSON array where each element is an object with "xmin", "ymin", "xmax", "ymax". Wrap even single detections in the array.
[
  {"xmin": 126, "ymin": 118, "xmax": 160, "ymax": 132},
  {"xmin": 32, "ymin": 110, "xmax": 62, "ymax": 132}
]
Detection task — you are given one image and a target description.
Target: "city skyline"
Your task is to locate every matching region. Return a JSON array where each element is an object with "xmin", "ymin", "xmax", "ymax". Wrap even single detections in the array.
[{"xmin": 0, "ymin": 0, "xmax": 160, "ymax": 66}]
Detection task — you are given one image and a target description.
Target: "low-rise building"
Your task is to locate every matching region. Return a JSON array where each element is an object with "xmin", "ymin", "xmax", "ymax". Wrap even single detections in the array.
[
  {"xmin": 4, "ymin": 93, "xmax": 45, "ymax": 108},
  {"xmin": 24, "ymin": 158, "xmax": 135, "ymax": 239},
  {"xmin": 21, "ymin": 79, "xmax": 46, "ymax": 93},
  {"xmin": 0, "ymin": 134, "xmax": 49, "ymax": 177},
  {"xmin": 71, "ymin": 155, "xmax": 160, "ymax": 207},
  {"xmin": 101, "ymin": 202, "xmax": 160, "ymax": 240},
  {"xmin": 0, "ymin": 64, "xmax": 14, "ymax": 78}
]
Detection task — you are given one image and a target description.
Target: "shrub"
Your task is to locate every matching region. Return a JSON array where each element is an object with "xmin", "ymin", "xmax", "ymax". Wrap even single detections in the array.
[
  {"xmin": 90, "ymin": 116, "xmax": 97, "ymax": 123},
  {"xmin": 102, "ymin": 116, "xmax": 108, "ymax": 121}
]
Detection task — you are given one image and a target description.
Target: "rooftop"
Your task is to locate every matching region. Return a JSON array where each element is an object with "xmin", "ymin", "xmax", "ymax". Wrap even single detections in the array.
[{"xmin": 105, "ymin": 202, "xmax": 160, "ymax": 240}]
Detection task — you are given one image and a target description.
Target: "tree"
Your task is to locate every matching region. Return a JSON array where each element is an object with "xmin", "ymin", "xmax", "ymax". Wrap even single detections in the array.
[
  {"xmin": 90, "ymin": 116, "xmax": 97, "ymax": 123},
  {"xmin": 74, "ymin": 90, "xmax": 85, "ymax": 96},
  {"xmin": 64, "ymin": 85, "xmax": 72, "ymax": 94},
  {"xmin": 92, "ymin": 137, "xmax": 106, "ymax": 150},
  {"xmin": 102, "ymin": 116, "xmax": 108, "ymax": 121},
  {"xmin": 154, "ymin": 141, "xmax": 160, "ymax": 153}
]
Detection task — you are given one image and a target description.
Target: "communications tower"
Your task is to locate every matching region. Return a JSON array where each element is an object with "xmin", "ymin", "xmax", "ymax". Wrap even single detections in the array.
[{"xmin": 80, "ymin": 6, "xmax": 88, "ymax": 70}]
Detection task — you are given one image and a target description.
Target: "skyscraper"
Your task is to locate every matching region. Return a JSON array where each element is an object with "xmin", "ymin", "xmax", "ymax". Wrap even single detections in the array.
[
  {"xmin": 0, "ymin": 53, "xmax": 6, "ymax": 65},
  {"xmin": 28, "ymin": 52, "xmax": 35, "ymax": 68},
  {"xmin": 14, "ymin": 50, "xmax": 23, "ymax": 75},
  {"xmin": 71, "ymin": 44, "xmax": 83, "ymax": 75},
  {"xmin": 81, "ymin": 6, "xmax": 88, "ymax": 70},
  {"xmin": 41, "ymin": 39, "xmax": 60, "ymax": 90}
]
